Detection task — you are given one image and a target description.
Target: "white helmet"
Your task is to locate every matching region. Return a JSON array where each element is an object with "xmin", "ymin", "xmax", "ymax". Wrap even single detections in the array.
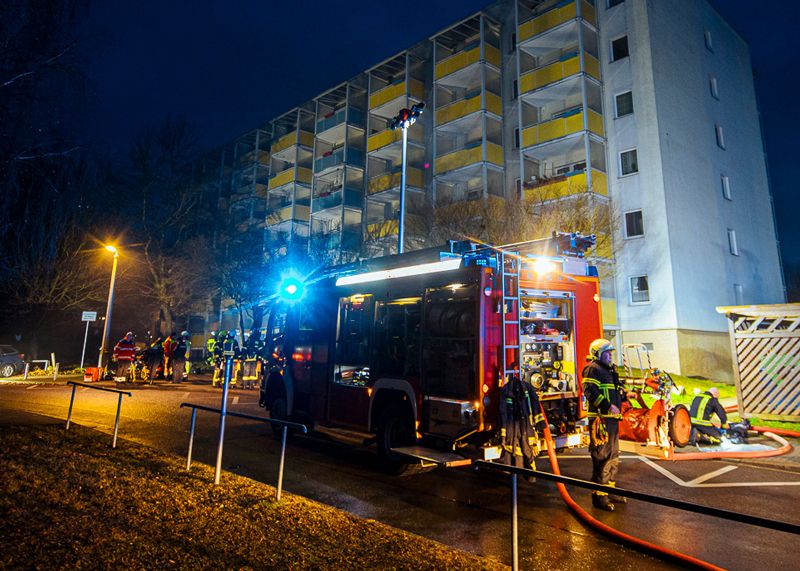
[
  {"xmin": 589, "ymin": 338, "xmax": 614, "ymax": 360},
  {"xmin": 181, "ymin": 330, "xmax": 189, "ymax": 337}
]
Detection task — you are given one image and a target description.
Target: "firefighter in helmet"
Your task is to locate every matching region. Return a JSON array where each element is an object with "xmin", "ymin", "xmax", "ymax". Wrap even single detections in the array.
[
  {"xmin": 689, "ymin": 387, "xmax": 728, "ymax": 445},
  {"xmin": 171, "ymin": 331, "xmax": 191, "ymax": 383},
  {"xmin": 582, "ymin": 338, "xmax": 635, "ymax": 511},
  {"xmin": 112, "ymin": 331, "xmax": 137, "ymax": 379}
]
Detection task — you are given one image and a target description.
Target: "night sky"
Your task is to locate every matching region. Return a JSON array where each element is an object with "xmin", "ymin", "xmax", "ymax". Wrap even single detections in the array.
[{"xmin": 81, "ymin": 0, "xmax": 799, "ymax": 292}]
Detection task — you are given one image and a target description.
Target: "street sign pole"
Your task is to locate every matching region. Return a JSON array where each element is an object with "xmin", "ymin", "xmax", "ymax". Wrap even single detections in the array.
[{"xmin": 80, "ymin": 311, "xmax": 98, "ymax": 370}]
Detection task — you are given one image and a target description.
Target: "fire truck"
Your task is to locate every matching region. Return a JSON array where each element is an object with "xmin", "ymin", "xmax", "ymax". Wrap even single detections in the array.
[{"xmin": 259, "ymin": 233, "xmax": 603, "ymax": 471}]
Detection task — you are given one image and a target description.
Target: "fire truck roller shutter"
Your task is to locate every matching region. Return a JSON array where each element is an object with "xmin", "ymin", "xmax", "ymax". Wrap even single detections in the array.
[{"xmin": 427, "ymin": 302, "xmax": 475, "ymax": 337}]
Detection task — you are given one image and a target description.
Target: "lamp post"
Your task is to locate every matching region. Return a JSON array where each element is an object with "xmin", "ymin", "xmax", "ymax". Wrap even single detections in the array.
[
  {"xmin": 97, "ymin": 245, "xmax": 119, "ymax": 370},
  {"xmin": 390, "ymin": 102, "xmax": 424, "ymax": 254}
]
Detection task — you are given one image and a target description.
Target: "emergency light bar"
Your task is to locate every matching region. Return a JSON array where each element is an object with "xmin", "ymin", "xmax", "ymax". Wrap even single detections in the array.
[{"xmin": 335, "ymin": 258, "xmax": 463, "ymax": 286}]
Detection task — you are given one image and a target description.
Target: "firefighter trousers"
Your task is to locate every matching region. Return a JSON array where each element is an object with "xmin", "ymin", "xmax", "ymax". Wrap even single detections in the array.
[
  {"xmin": 694, "ymin": 424, "xmax": 723, "ymax": 443},
  {"xmin": 589, "ymin": 418, "xmax": 619, "ymax": 487}
]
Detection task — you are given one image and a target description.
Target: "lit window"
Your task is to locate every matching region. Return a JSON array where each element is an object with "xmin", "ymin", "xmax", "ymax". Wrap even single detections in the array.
[
  {"xmin": 624, "ymin": 210, "xmax": 644, "ymax": 238},
  {"xmin": 728, "ymin": 229, "xmax": 739, "ymax": 256},
  {"xmin": 709, "ymin": 76, "xmax": 719, "ymax": 99},
  {"xmin": 611, "ymin": 36, "xmax": 629, "ymax": 61},
  {"xmin": 704, "ymin": 30, "xmax": 714, "ymax": 52},
  {"xmin": 615, "ymin": 91, "xmax": 634, "ymax": 117},
  {"xmin": 620, "ymin": 148, "xmax": 638, "ymax": 176},
  {"xmin": 630, "ymin": 275, "xmax": 650, "ymax": 304},
  {"xmin": 715, "ymin": 124, "xmax": 725, "ymax": 149},
  {"xmin": 721, "ymin": 174, "xmax": 731, "ymax": 200}
]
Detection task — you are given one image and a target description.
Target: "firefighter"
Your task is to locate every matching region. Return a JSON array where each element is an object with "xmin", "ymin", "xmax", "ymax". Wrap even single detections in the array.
[
  {"xmin": 162, "ymin": 332, "xmax": 178, "ymax": 380},
  {"xmin": 582, "ymin": 338, "xmax": 634, "ymax": 512},
  {"xmin": 690, "ymin": 387, "xmax": 728, "ymax": 445},
  {"xmin": 499, "ymin": 373, "xmax": 545, "ymax": 473},
  {"xmin": 146, "ymin": 337, "xmax": 165, "ymax": 380},
  {"xmin": 206, "ymin": 331, "xmax": 217, "ymax": 365},
  {"xmin": 171, "ymin": 331, "xmax": 191, "ymax": 383},
  {"xmin": 112, "ymin": 331, "xmax": 137, "ymax": 380}
]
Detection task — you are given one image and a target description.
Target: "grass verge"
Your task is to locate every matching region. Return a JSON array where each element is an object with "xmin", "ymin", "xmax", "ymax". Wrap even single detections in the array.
[{"xmin": 0, "ymin": 424, "xmax": 504, "ymax": 570}]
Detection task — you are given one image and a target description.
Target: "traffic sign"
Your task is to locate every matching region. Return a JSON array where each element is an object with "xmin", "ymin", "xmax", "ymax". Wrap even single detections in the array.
[{"xmin": 82, "ymin": 311, "xmax": 97, "ymax": 322}]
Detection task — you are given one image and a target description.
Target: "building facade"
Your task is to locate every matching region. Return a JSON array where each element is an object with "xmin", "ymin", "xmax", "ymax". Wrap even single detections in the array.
[{"xmin": 204, "ymin": 0, "xmax": 784, "ymax": 381}]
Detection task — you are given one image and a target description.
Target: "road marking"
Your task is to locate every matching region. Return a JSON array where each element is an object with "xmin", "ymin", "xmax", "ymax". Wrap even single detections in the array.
[
  {"xmin": 182, "ymin": 392, "xmax": 190, "ymax": 399},
  {"xmin": 687, "ymin": 465, "xmax": 738, "ymax": 485},
  {"xmin": 26, "ymin": 384, "xmax": 40, "ymax": 389},
  {"xmin": 639, "ymin": 457, "xmax": 800, "ymax": 488},
  {"xmin": 232, "ymin": 396, "xmax": 239, "ymax": 405}
]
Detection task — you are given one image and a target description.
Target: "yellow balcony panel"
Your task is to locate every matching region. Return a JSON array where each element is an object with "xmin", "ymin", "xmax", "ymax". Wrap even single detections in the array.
[
  {"xmin": 520, "ymin": 55, "xmax": 581, "ymax": 93},
  {"xmin": 587, "ymin": 109, "xmax": 604, "ymax": 137},
  {"xmin": 268, "ymin": 166, "xmax": 312, "ymax": 190},
  {"xmin": 485, "ymin": 44, "xmax": 501, "ymax": 68},
  {"xmin": 435, "ymin": 46, "xmax": 480, "ymax": 79},
  {"xmin": 522, "ymin": 168, "xmax": 607, "ymax": 201},
  {"xmin": 295, "ymin": 204, "xmax": 310, "ymax": 221},
  {"xmin": 272, "ymin": 130, "xmax": 314, "ymax": 154},
  {"xmin": 267, "ymin": 204, "xmax": 311, "ymax": 225},
  {"xmin": 581, "ymin": 0, "xmax": 596, "ymax": 26},
  {"xmin": 367, "ymin": 219, "xmax": 398, "ymax": 239},
  {"xmin": 409, "ymin": 78, "xmax": 425, "ymax": 100},
  {"xmin": 369, "ymin": 79, "xmax": 426, "ymax": 109},
  {"xmin": 368, "ymin": 129, "xmax": 402, "ymax": 152},
  {"xmin": 518, "ymin": 1, "xmax": 577, "ymax": 42},
  {"xmin": 435, "ymin": 146, "xmax": 481, "ymax": 174},
  {"xmin": 486, "ymin": 92, "xmax": 502, "ymax": 116},
  {"xmin": 486, "ymin": 142, "xmax": 503, "ymax": 167},
  {"xmin": 436, "ymin": 95, "xmax": 481, "ymax": 126},
  {"xmin": 299, "ymin": 131, "xmax": 314, "ymax": 148},
  {"xmin": 521, "ymin": 109, "xmax": 603, "ymax": 147},
  {"xmin": 585, "ymin": 53, "xmax": 601, "ymax": 81},
  {"xmin": 601, "ymin": 298, "xmax": 617, "ymax": 327},
  {"xmin": 368, "ymin": 168, "xmax": 424, "ymax": 195}
]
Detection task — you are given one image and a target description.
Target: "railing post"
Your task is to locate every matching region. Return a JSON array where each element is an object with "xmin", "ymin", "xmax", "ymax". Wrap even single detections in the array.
[
  {"xmin": 186, "ymin": 407, "xmax": 197, "ymax": 470},
  {"xmin": 53, "ymin": 363, "xmax": 59, "ymax": 382},
  {"xmin": 511, "ymin": 473, "xmax": 519, "ymax": 571},
  {"xmin": 112, "ymin": 391, "xmax": 123, "ymax": 448},
  {"xmin": 214, "ymin": 355, "xmax": 234, "ymax": 485},
  {"xmin": 277, "ymin": 425, "xmax": 288, "ymax": 501},
  {"xmin": 23, "ymin": 362, "xmax": 30, "ymax": 381},
  {"xmin": 66, "ymin": 383, "xmax": 77, "ymax": 430}
]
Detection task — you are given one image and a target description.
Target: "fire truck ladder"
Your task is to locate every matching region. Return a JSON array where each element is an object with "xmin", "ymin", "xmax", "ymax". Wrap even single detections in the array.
[{"xmin": 500, "ymin": 249, "xmax": 521, "ymax": 385}]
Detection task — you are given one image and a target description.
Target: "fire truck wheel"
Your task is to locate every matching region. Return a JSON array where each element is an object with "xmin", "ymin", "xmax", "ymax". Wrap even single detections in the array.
[
  {"xmin": 377, "ymin": 404, "xmax": 416, "ymax": 475},
  {"xmin": 669, "ymin": 404, "xmax": 692, "ymax": 448}
]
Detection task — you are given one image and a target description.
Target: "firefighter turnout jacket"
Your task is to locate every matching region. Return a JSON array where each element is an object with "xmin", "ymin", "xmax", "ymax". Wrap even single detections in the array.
[
  {"xmin": 690, "ymin": 391, "xmax": 727, "ymax": 428},
  {"xmin": 499, "ymin": 377, "xmax": 545, "ymax": 469},
  {"xmin": 113, "ymin": 338, "xmax": 137, "ymax": 362},
  {"xmin": 581, "ymin": 360, "xmax": 625, "ymax": 420}
]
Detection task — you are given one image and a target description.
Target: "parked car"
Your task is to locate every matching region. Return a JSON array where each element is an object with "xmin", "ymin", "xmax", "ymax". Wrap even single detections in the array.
[{"xmin": 0, "ymin": 346, "xmax": 25, "ymax": 377}]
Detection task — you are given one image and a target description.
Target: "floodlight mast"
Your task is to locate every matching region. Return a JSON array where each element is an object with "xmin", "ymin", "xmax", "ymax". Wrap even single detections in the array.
[{"xmin": 390, "ymin": 102, "xmax": 424, "ymax": 254}]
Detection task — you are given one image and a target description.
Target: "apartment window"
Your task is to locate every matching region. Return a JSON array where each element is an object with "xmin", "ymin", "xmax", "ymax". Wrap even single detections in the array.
[
  {"xmin": 615, "ymin": 91, "xmax": 634, "ymax": 117},
  {"xmin": 704, "ymin": 30, "xmax": 714, "ymax": 52},
  {"xmin": 715, "ymin": 124, "xmax": 726, "ymax": 149},
  {"xmin": 509, "ymin": 32, "xmax": 517, "ymax": 54},
  {"xmin": 728, "ymin": 229, "xmax": 739, "ymax": 256},
  {"xmin": 611, "ymin": 36, "xmax": 629, "ymax": 61},
  {"xmin": 630, "ymin": 275, "xmax": 650, "ymax": 304},
  {"xmin": 642, "ymin": 342, "xmax": 654, "ymax": 351},
  {"xmin": 624, "ymin": 210, "xmax": 644, "ymax": 238},
  {"xmin": 513, "ymin": 127, "xmax": 520, "ymax": 149},
  {"xmin": 512, "ymin": 79, "xmax": 518, "ymax": 99},
  {"xmin": 734, "ymin": 284, "xmax": 744, "ymax": 305},
  {"xmin": 721, "ymin": 174, "xmax": 732, "ymax": 200},
  {"xmin": 709, "ymin": 76, "xmax": 719, "ymax": 99},
  {"xmin": 619, "ymin": 148, "xmax": 639, "ymax": 176},
  {"xmin": 608, "ymin": 0, "xmax": 625, "ymax": 7}
]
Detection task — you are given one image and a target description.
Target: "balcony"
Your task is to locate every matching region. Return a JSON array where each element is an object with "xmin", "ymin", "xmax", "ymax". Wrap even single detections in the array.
[
  {"xmin": 367, "ymin": 167, "xmax": 424, "ymax": 195},
  {"xmin": 518, "ymin": 0, "xmax": 596, "ymax": 43},
  {"xmin": 312, "ymin": 228, "xmax": 361, "ymax": 252},
  {"xmin": 266, "ymin": 204, "xmax": 311, "ymax": 225},
  {"xmin": 271, "ymin": 130, "xmax": 314, "ymax": 155},
  {"xmin": 523, "ymin": 168, "xmax": 607, "ymax": 200},
  {"xmin": 435, "ymin": 42, "xmax": 501, "ymax": 80},
  {"xmin": 434, "ymin": 141, "xmax": 503, "ymax": 174},
  {"xmin": 369, "ymin": 79, "xmax": 425, "ymax": 110},
  {"xmin": 520, "ymin": 53, "xmax": 600, "ymax": 94},
  {"xmin": 521, "ymin": 108, "xmax": 603, "ymax": 148},
  {"xmin": 237, "ymin": 149, "xmax": 270, "ymax": 166},
  {"xmin": 268, "ymin": 166, "xmax": 312, "ymax": 190},
  {"xmin": 367, "ymin": 125, "xmax": 424, "ymax": 153},
  {"xmin": 314, "ymin": 148, "xmax": 365, "ymax": 173},
  {"xmin": 435, "ymin": 91, "xmax": 501, "ymax": 126},
  {"xmin": 312, "ymin": 187, "xmax": 363, "ymax": 212},
  {"xmin": 316, "ymin": 107, "xmax": 365, "ymax": 134},
  {"xmin": 366, "ymin": 218, "xmax": 399, "ymax": 239}
]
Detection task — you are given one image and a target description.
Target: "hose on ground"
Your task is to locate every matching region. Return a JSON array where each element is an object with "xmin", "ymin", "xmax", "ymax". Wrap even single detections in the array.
[{"xmin": 539, "ymin": 412, "xmax": 724, "ymax": 570}]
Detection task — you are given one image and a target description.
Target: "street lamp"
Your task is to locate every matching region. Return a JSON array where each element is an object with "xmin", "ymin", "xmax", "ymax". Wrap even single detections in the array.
[
  {"xmin": 97, "ymin": 245, "xmax": 119, "ymax": 370},
  {"xmin": 390, "ymin": 102, "xmax": 424, "ymax": 254}
]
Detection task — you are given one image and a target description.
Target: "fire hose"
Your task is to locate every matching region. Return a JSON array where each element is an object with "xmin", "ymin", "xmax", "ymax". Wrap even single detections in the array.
[{"xmin": 540, "ymin": 411, "xmax": 725, "ymax": 570}]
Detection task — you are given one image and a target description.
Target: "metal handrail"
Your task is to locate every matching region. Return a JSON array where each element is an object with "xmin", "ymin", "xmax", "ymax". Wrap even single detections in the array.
[
  {"xmin": 65, "ymin": 381, "xmax": 132, "ymax": 448},
  {"xmin": 180, "ymin": 402, "xmax": 307, "ymax": 501}
]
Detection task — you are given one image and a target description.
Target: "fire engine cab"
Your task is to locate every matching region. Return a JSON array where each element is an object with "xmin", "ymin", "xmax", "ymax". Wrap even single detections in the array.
[{"xmin": 260, "ymin": 233, "xmax": 604, "ymax": 471}]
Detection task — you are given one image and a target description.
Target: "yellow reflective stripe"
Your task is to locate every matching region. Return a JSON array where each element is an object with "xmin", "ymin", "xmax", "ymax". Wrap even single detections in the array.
[
  {"xmin": 593, "ymin": 395, "xmax": 605, "ymax": 406},
  {"xmin": 692, "ymin": 395, "xmax": 711, "ymax": 424},
  {"xmin": 583, "ymin": 378, "xmax": 600, "ymax": 386}
]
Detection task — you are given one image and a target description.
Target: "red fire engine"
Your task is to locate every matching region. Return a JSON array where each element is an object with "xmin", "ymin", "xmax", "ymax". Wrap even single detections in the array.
[{"xmin": 260, "ymin": 234, "xmax": 604, "ymax": 471}]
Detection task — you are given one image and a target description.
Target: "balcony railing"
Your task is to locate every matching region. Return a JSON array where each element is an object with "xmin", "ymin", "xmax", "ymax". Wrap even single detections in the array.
[
  {"xmin": 434, "ymin": 141, "xmax": 503, "ymax": 174},
  {"xmin": 366, "ymin": 218, "xmax": 399, "ymax": 239},
  {"xmin": 271, "ymin": 130, "xmax": 314, "ymax": 154},
  {"xmin": 268, "ymin": 166, "xmax": 312, "ymax": 190},
  {"xmin": 522, "ymin": 168, "xmax": 607, "ymax": 200},
  {"xmin": 435, "ymin": 91, "xmax": 502, "ymax": 126},
  {"xmin": 367, "ymin": 167, "xmax": 424, "ymax": 195},
  {"xmin": 316, "ymin": 107, "xmax": 365, "ymax": 134},
  {"xmin": 435, "ymin": 42, "xmax": 501, "ymax": 80},
  {"xmin": 518, "ymin": 0, "xmax": 596, "ymax": 43},
  {"xmin": 312, "ymin": 187, "xmax": 364, "ymax": 212},
  {"xmin": 314, "ymin": 148, "xmax": 365, "ymax": 173},
  {"xmin": 520, "ymin": 52, "xmax": 601, "ymax": 94},
  {"xmin": 266, "ymin": 204, "xmax": 311, "ymax": 225},
  {"xmin": 521, "ymin": 108, "xmax": 603, "ymax": 148},
  {"xmin": 367, "ymin": 124, "xmax": 424, "ymax": 153},
  {"xmin": 369, "ymin": 78, "xmax": 425, "ymax": 109},
  {"xmin": 312, "ymin": 228, "xmax": 361, "ymax": 252}
]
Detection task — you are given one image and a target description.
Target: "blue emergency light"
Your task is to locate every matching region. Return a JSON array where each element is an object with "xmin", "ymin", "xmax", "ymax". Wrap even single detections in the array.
[{"xmin": 278, "ymin": 277, "xmax": 305, "ymax": 302}]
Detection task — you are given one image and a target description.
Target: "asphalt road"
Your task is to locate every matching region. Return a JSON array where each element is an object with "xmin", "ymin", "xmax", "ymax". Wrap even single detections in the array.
[{"xmin": 2, "ymin": 378, "xmax": 799, "ymax": 570}]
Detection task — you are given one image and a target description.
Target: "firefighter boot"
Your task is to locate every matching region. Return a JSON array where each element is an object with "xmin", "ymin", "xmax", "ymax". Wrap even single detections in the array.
[
  {"xmin": 592, "ymin": 492, "xmax": 615, "ymax": 512},
  {"xmin": 608, "ymin": 481, "xmax": 627, "ymax": 504}
]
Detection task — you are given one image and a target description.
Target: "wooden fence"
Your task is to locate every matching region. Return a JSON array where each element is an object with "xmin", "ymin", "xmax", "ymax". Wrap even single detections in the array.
[{"xmin": 716, "ymin": 304, "xmax": 800, "ymax": 422}]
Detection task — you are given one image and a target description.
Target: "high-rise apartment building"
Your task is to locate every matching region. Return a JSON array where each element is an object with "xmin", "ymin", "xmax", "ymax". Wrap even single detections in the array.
[{"xmin": 204, "ymin": 0, "xmax": 784, "ymax": 381}]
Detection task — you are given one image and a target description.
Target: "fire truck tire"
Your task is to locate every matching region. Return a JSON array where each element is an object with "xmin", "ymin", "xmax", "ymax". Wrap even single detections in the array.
[
  {"xmin": 377, "ymin": 404, "xmax": 416, "ymax": 474},
  {"xmin": 669, "ymin": 404, "xmax": 692, "ymax": 448}
]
